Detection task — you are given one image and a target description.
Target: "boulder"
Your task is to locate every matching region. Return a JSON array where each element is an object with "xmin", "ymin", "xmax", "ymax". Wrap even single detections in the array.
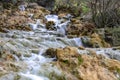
[
  {"xmin": 48, "ymin": 47, "xmax": 120, "ymax": 80},
  {"xmin": 45, "ymin": 46, "xmax": 83, "ymax": 66},
  {"xmin": 67, "ymin": 19, "xmax": 95, "ymax": 37},
  {"xmin": 44, "ymin": 48, "xmax": 56, "ymax": 58},
  {"xmin": 81, "ymin": 33, "xmax": 110, "ymax": 48},
  {"xmin": 90, "ymin": 33, "xmax": 110, "ymax": 48},
  {"xmin": 56, "ymin": 47, "xmax": 82, "ymax": 66},
  {"xmin": 0, "ymin": 4, "xmax": 50, "ymax": 32},
  {"xmin": 45, "ymin": 21, "xmax": 56, "ymax": 30}
]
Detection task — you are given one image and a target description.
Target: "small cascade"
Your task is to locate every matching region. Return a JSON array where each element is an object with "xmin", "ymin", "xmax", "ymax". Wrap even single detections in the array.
[
  {"xmin": 28, "ymin": 13, "xmax": 34, "ymax": 18},
  {"xmin": 28, "ymin": 19, "xmax": 44, "ymax": 30},
  {"xmin": 19, "ymin": 49, "xmax": 56, "ymax": 80},
  {"xmin": 57, "ymin": 21, "xmax": 70, "ymax": 36},
  {"xmin": 29, "ymin": 23, "xmax": 38, "ymax": 30},
  {"xmin": 45, "ymin": 14, "xmax": 70, "ymax": 36},
  {"xmin": 57, "ymin": 26, "xmax": 66, "ymax": 36},
  {"xmin": 95, "ymin": 48, "xmax": 120, "ymax": 60},
  {"xmin": 20, "ymin": 73, "xmax": 49, "ymax": 80},
  {"xmin": 45, "ymin": 15, "xmax": 59, "ymax": 24},
  {"xmin": 61, "ymin": 37, "xmax": 83, "ymax": 47},
  {"xmin": 12, "ymin": 54, "xmax": 19, "ymax": 61},
  {"xmin": 18, "ymin": 5, "xmax": 26, "ymax": 11},
  {"xmin": 73, "ymin": 38, "xmax": 83, "ymax": 47},
  {"xmin": 45, "ymin": 15, "xmax": 60, "ymax": 30}
]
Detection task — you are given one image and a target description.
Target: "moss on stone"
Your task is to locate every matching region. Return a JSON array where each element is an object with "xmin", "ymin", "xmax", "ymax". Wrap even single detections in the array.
[
  {"xmin": 62, "ymin": 60, "xmax": 69, "ymax": 64},
  {"xmin": 116, "ymin": 67, "xmax": 120, "ymax": 74},
  {"xmin": 78, "ymin": 55, "xmax": 84, "ymax": 65},
  {"xmin": 48, "ymin": 71, "xmax": 66, "ymax": 80}
]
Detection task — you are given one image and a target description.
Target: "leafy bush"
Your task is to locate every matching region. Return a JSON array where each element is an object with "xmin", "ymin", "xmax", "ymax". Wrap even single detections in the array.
[
  {"xmin": 90, "ymin": 0, "xmax": 120, "ymax": 28},
  {"xmin": 81, "ymin": 2, "xmax": 90, "ymax": 14}
]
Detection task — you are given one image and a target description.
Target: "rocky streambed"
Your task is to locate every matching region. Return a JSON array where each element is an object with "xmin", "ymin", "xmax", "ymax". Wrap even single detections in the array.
[{"xmin": 0, "ymin": 3, "xmax": 120, "ymax": 80}]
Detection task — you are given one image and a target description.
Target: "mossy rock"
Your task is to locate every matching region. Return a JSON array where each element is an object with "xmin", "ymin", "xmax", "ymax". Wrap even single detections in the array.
[
  {"xmin": 48, "ymin": 71, "xmax": 66, "ymax": 80},
  {"xmin": 78, "ymin": 55, "xmax": 84, "ymax": 65},
  {"xmin": 53, "ymin": 0, "xmax": 82, "ymax": 17}
]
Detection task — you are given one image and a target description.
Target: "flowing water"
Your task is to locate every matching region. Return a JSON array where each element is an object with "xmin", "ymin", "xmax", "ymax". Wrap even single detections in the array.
[
  {"xmin": 0, "ymin": 14, "xmax": 83, "ymax": 80},
  {"xmin": 0, "ymin": 14, "xmax": 119, "ymax": 80}
]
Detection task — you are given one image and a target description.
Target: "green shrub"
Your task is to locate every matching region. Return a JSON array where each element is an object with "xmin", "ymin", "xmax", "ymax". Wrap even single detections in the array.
[
  {"xmin": 90, "ymin": 0, "xmax": 120, "ymax": 28},
  {"xmin": 81, "ymin": 2, "xmax": 90, "ymax": 14}
]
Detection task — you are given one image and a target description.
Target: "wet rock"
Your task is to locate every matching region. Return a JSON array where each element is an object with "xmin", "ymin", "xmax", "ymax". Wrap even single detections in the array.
[
  {"xmin": 58, "ymin": 13, "xmax": 67, "ymax": 19},
  {"xmin": 51, "ymin": 47, "xmax": 120, "ymax": 80},
  {"xmin": 0, "ymin": 38, "xmax": 34, "ymax": 61},
  {"xmin": 30, "ymin": 49, "xmax": 40, "ymax": 54},
  {"xmin": 78, "ymin": 46, "xmax": 85, "ymax": 50},
  {"xmin": 56, "ymin": 47, "xmax": 80, "ymax": 62},
  {"xmin": 0, "ymin": 4, "xmax": 50, "ymax": 32},
  {"xmin": 0, "ymin": 61, "xmax": 27, "ymax": 78},
  {"xmin": 45, "ymin": 21, "xmax": 56, "ymax": 30},
  {"xmin": 0, "ymin": 28, "xmax": 9, "ymax": 33},
  {"xmin": 67, "ymin": 19, "xmax": 95, "ymax": 37},
  {"xmin": 45, "ymin": 46, "xmax": 83, "ymax": 66},
  {"xmin": 106, "ymin": 60, "xmax": 120, "ymax": 73},
  {"xmin": 44, "ymin": 48, "xmax": 56, "ymax": 58},
  {"xmin": 45, "ymin": 47, "xmax": 82, "ymax": 80},
  {"xmin": 90, "ymin": 33, "xmax": 110, "ymax": 48},
  {"xmin": 81, "ymin": 33, "xmax": 110, "ymax": 48},
  {"xmin": 0, "ymin": 73, "xmax": 16, "ymax": 80},
  {"xmin": 0, "ymin": 10, "xmax": 31, "ymax": 31},
  {"xmin": 76, "ymin": 55, "xmax": 118, "ymax": 80},
  {"xmin": 113, "ymin": 46, "xmax": 120, "ymax": 50}
]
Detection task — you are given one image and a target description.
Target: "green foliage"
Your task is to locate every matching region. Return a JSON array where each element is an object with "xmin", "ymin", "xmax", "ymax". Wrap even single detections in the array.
[
  {"xmin": 81, "ymin": 2, "xmax": 90, "ymax": 14},
  {"xmin": 62, "ymin": 60, "xmax": 69, "ymax": 64},
  {"xmin": 90, "ymin": 0, "xmax": 120, "ymax": 28}
]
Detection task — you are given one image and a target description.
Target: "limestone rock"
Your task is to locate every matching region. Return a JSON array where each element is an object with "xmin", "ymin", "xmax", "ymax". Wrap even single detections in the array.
[
  {"xmin": 44, "ymin": 48, "xmax": 56, "ymax": 58},
  {"xmin": 50, "ymin": 47, "xmax": 120, "ymax": 80},
  {"xmin": 0, "ymin": 4, "xmax": 50, "ymax": 32},
  {"xmin": 45, "ymin": 21, "xmax": 56, "ymax": 30},
  {"xmin": 67, "ymin": 19, "xmax": 95, "ymax": 37},
  {"xmin": 81, "ymin": 33, "xmax": 110, "ymax": 48}
]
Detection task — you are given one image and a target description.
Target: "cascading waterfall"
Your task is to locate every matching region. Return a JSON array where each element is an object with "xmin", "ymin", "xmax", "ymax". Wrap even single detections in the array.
[
  {"xmin": 28, "ymin": 19, "xmax": 44, "ymax": 30},
  {"xmin": 0, "ymin": 2, "xmax": 120, "ymax": 79},
  {"xmin": 0, "ymin": 14, "xmax": 84, "ymax": 80},
  {"xmin": 22, "ymin": 14, "xmax": 83, "ymax": 79},
  {"xmin": 0, "ymin": 12, "xmax": 120, "ymax": 80},
  {"xmin": 19, "ymin": 50, "xmax": 54, "ymax": 80},
  {"xmin": 45, "ymin": 14, "xmax": 70, "ymax": 36},
  {"xmin": 73, "ymin": 38, "xmax": 83, "ymax": 47},
  {"xmin": 45, "ymin": 15, "xmax": 60, "ymax": 27}
]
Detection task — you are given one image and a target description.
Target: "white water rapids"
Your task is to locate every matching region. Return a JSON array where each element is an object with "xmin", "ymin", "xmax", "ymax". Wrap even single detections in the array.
[
  {"xmin": 0, "ymin": 14, "xmax": 84, "ymax": 80},
  {"xmin": 0, "ymin": 14, "xmax": 119, "ymax": 80}
]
